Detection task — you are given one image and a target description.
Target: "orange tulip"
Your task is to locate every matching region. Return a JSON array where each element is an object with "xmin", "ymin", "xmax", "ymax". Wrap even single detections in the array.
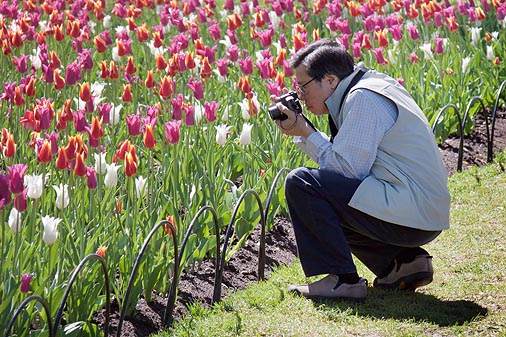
[
  {"xmin": 200, "ymin": 56, "xmax": 212, "ymax": 79},
  {"xmin": 94, "ymin": 36, "xmax": 107, "ymax": 53},
  {"xmin": 68, "ymin": 20, "xmax": 81, "ymax": 38},
  {"xmin": 125, "ymin": 56, "xmax": 136, "ymax": 75},
  {"xmin": 125, "ymin": 151, "xmax": 137, "ymax": 177},
  {"xmin": 4, "ymin": 133, "xmax": 16, "ymax": 158},
  {"xmin": 136, "ymin": 24, "xmax": 149, "ymax": 42},
  {"xmin": 54, "ymin": 70, "xmax": 65, "ymax": 90},
  {"xmin": 54, "ymin": 24, "xmax": 64, "ymax": 41},
  {"xmin": 14, "ymin": 86, "xmax": 25, "ymax": 106},
  {"xmin": 158, "ymin": 76, "xmax": 172, "ymax": 99},
  {"xmin": 24, "ymin": 77, "xmax": 36, "ymax": 97},
  {"xmin": 79, "ymin": 82, "xmax": 92, "ymax": 102},
  {"xmin": 96, "ymin": 245, "xmax": 107, "ymax": 258},
  {"xmin": 73, "ymin": 152, "xmax": 87, "ymax": 176},
  {"xmin": 153, "ymin": 31, "xmax": 163, "ymax": 48},
  {"xmin": 185, "ymin": 51, "xmax": 196, "ymax": 69},
  {"xmin": 143, "ymin": 124, "xmax": 156, "ymax": 149},
  {"xmin": 49, "ymin": 51, "xmax": 61, "ymax": 69},
  {"xmin": 10, "ymin": 30, "xmax": 23, "ymax": 47},
  {"xmin": 165, "ymin": 215, "xmax": 177, "ymax": 236},
  {"xmin": 109, "ymin": 61, "xmax": 119, "ymax": 79},
  {"xmin": 99, "ymin": 61, "xmax": 109, "ymax": 78},
  {"xmin": 38, "ymin": 140, "xmax": 52, "ymax": 163},
  {"xmin": 145, "ymin": 70, "xmax": 155, "ymax": 88},
  {"xmin": 55, "ymin": 146, "xmax": 68, "ymax": 170},
  {"xmin": 114, "ymin": 139, "xmax": 131, "ymax": 162},
  {"xmin": 375, "ymin": 28, "xmax": 388, "ymax": 48},
  {"xmin": 122, "ymin": 84, "xmax": 132, "ymax": 102},
  {"xmin": 116, "ymin": 40, "xmax": 127, "ymax": 57},
  {"xmin": 155, "ymin": 54, "xmax": 167, "ymax": 71},
  {"xmin": 90, "ymin": 116, "xmax": 104, "ymax": 139}
]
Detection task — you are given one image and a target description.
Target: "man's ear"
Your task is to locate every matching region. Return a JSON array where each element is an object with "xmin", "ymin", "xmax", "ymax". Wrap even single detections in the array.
[{"xmin": 325, "ymin": 74, "xmax": 340, "ymax": 89}]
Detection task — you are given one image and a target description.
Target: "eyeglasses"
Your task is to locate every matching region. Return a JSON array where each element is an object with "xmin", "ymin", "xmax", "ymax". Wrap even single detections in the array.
[{"xmin": 295, "ymin": 78, "xmax": 315, "ymax": 95}]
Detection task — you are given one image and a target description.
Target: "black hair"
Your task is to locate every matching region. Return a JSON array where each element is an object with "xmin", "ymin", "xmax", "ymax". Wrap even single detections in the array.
[{"xmin": 289, "ymin": 38, "xmax": 355, "ymax": 81}]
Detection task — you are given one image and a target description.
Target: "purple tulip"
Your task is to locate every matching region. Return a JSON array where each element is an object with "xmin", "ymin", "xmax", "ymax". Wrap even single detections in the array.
[
  {"xmin": 20, "ymin": 274, "xmax": 32, "ymax": 293},
  {"xmin": 8, "ymin": 164, "xmax": 28, "ymax": 195}
]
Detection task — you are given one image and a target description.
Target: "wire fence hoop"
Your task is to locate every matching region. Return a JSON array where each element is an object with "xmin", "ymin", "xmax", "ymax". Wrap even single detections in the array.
[{"xmin": 4, "ymin": 295, "xmax": 54, "ymax": 337}]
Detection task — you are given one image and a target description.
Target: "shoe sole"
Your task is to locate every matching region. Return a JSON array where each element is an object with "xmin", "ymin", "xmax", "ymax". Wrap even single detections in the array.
[
  {"xmin": 374, "ymin": 272, "xmax": 433, "ymax": 291},
  {"xmin": 289, "ymin": 289, "xmax": 366, "ymax": 303}
]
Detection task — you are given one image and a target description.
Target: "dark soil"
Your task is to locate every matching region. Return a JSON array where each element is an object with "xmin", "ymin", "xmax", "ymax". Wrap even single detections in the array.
[{"xmin": 93, "ymin": 110, "xmax": 506, "ymax": 337}]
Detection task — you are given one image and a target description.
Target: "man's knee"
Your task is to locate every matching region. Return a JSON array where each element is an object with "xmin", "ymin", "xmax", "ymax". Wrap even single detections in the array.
[{"xmin": 285, "ymin": 167, "xmax": 311, "ymax": 198}]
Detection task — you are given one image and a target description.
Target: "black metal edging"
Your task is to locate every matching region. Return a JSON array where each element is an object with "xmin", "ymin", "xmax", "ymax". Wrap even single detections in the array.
[
  {"xmin": 263, "ymin": 168, "xmax": 291, "ymax": 228},
  {"xmin": 53, "ymin": 254, "xmax": 111, "ymax": 336},
  {"xmin": 215, "ymin": 189, "xmax": 266, "ymax": 301},
  {"xmin": 462, "ymin": 97, "xmax": 490, "ymax": 162},
  {"xmin": 4, "ymin": 295, "xmax": 54, "ymax": 337},
  {"xmin": 432, "ymin": 103, "xmax": 464, "ymax": 172},
  {"xmin": 164, "ymin": 205, "xmax": 220, "ymax": 327},
  {"xmin": 491, "ymin": 80, "xmax": 506, "ymax": 161},
  {"xmin": 116, "ymin": 219, "xmax": 177, "ymax": 336}
]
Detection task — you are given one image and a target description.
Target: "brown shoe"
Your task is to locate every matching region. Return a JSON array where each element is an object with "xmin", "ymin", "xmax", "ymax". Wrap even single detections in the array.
[
  {"xmin": 289, "ymin": 274, "xmax": 367, "ymax": 301},
  {"xmin": 373, "ymin": 255, "xmax": 433, "ymax": 291}
]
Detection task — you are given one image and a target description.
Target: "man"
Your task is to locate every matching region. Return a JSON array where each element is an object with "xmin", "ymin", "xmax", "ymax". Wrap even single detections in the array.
[{"xmin": 273, "ymin": 38, "xmax": 450, "ymax": 301}]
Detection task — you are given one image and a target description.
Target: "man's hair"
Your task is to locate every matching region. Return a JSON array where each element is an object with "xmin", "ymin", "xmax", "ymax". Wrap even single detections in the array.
[{"xmin": 289, "ymin": 38, "xmax": 355, "ymax": 81}]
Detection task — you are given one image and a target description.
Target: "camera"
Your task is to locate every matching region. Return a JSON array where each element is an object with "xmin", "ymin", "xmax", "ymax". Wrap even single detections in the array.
[{"xmin": 268, "ymin": 91, "xmax": 303, "ymax": 121}]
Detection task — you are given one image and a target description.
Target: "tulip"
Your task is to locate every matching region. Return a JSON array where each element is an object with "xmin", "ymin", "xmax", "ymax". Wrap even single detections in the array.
[
  {"xmin": 486, "ymin": 45, "xmax": 494, "ymax": 60},
  {"xmin": 110, "ymin": 104, "xmax": 122, "ymax": 126},
  {"xmin": 54, "ymin": 70, "xmax": 65, "ymax": 90},
  {"xmin": 200, "ymin": 56, "xmax": 212, "ymax": 79},
  {"xmin": 8, "ymin": 208, "xmax": 22, "ymax": 233},
  {"xmin": 41, "ymin": 215, "xmax": 61, "ymax": 245},
  {"xmin": 145, "ymin": 70, "xmax": 155, "ymax": 88},
  {"xmin": 126, "ymin": 114, "xmax": 141, "ymax": 136},
  {"xmin": 24, "ymin": 174, "xmax": 43, "ymax": 199},
  {"xmin": 55, "ymin": 147, "xmax": 69, "ymax": 170},
  {"xmin": 143, "ymin": 124, "xmax": 156, "ymax": 149},
  {"xmin": 8, "ymin": 164, "xmax": 28, "ymax": 195},
  {"xmin": 165, "ymin": 215, "xmax": 177, "ymax": 236},
  {"xmin": 0, "ymin": 174, "xmax": 12, "ymax": 210},
  {"xmin": 96, "ymin": 245, "xmax": 107, "ymax": 258},
  {"xmin": 104, "ymin": 163, "xmax": 121, "ymax": 188},
  {"xmin": 215, "ymin": 124, "xmax": 231, "ymax": 146},
  {"xmin": 86, "ymin": 167, "xmax": 97, "ymax": 189},
  {"xmin": 89, "ymin": 116, "xmax": 104, "ymax": 139},
  {"xmin": 187, "ymin": 77, "xmax": 204, "ymax": 100},
  {"xmin": 164, "ymin": 120, "xmax": 181, "ymax": 144},
  {"xmin": 125, "ymin": 56, "xmax": 136, "ymax": 75},
  {"xmin": 20, "ymin": 274, "xmax": 32, "ymax": 293},
  {"xmin": 14, "ymin": 190, "xmax": 28, "ymax": 212},
  {"xmin": 121, "ymin": 84, "xmax": 132, "ymax": 102},
  {"xmin": 94, "ymin": 36, "xmax": 107, "ymax": 53},
  {"xmin": 204, "ymin": 101, "xmax": 219, "ymax": 122},
  {"xmin": 94, "ymin": 152, "xmax": 107, "ymax": 175},
  {"xmin": 4, "ymin": 133, "xmax": 16, "ymax": 157},
  {"xmin": 73, "ymin": 152, "xmax": 87, "ymax": 177},
  {"xmin": 239, "ymin": 123, "xmax": 253, "ymax": 146},
  {"xmin": 125, "ymin": 151, "xmax": 137, "ymax": 177},
  {"xmin": 135, "ymin": 176, "xmax": 148, "ymax": 198},
  {"xmin": 53, "ymin": 183, "xmax": 69, "ymax": 210},
  {"xmin": 158, "ymin": 76, "xmax": 173, "ymax": 99}
]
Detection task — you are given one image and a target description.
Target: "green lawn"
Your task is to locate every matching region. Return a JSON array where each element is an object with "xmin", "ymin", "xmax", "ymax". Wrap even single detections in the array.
[{"xmin": 160, "ymin": 155, "xmax": 506, "ymax": 337}]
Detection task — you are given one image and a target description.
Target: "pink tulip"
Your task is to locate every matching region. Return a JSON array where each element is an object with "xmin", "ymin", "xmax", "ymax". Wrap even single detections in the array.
[
  {"xmin": 12, "ymin": 55, "xmax": 29, "ymax": 73},
  {"xmin": 86, "ymin": 167, "xmax": 97, "ymax": 190},
  {"xmin": 0, "ymin": 174, "xmax": 12, "ymax": 210},
  {"xmin": 209, "ymin": 22, "xmax": 221, "ymax": 40},
  {"xmin": 165, "ymin": 120, "xmax": 181, "ymax": 144},
  {"xmin": 372, "ymin": 48, "xmax": 388, "ymax": 65},
  {"xmin": 216, "ymin": 58, "xmax": 228, "ymax": 77},
  {"xmin": 184, "ymin": 105, "xmax": 195, "ymax": 126},
  {"xmin": 435, "ymin": 37, "xmax": 444, "ymax": 54},
  {"xmin": 171, "ymin": 94, "xmax": 184, "ymax": 120},
  {"xmin": 204, "ymin": 101, "xmax": 219, "ymax": 122},
  {"xmin": 188, "ymin": 77, "xmax": 204, "ymax": 100},
  {"xmin": 226, "ymin": 30, "xmax": 238, "ymax": 44},
  {"xmin": 73, "ymin": 110, "xmax": 89, "ymax": 132},
  {"xmin": 258, "ymin": 29, "xmax": 273, "ymax": 48},
  {"xmin": 65, "ymin": 62, "xmax": 82, "ymax": 86},
  {"xmin": 238, "ymin": 57, "xmax": 253, "ymax": 75},
  {"xmin": 98, "ymin": 103, "xmax": 112, "ymax": 124},
  {"xmin": 408, "ymin": 25, "xmax": 420, "ymax": 40},
  {"xmin": 45, "ymin": 132, "xmax": 60, "ymax": 155},
  {"xmin": 20, "ymin": 274, "xmax": 32, "ymax": 293},
  {"xmin": 14, "ymin": 189, "xmax": 28, "ymax": 212},
  {"xmin": 126, "ymin": 114, "xmax": 141, "ymax": 136},
  {"xmin": 226, "ymin": 45, "xmax": 239, "ymax": 62},
  {"xmin": 8, "ymin": 164, "xmax": 28, "ymax": 195},
  {"xmin": 389, "ymin": 25, "xmax": 403, "ymax": 41}
]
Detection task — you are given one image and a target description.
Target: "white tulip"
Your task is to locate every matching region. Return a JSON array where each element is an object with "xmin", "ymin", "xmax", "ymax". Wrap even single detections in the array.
[
  {"xmin": 110, "ymin": 104, "xmax": 122, "ymax": 126},
  {"xmin": 238, "ymin": 99, "xmax": 251, "ymax": 120},
  {"xmin": 419, "ymin": 42, "xmax": 433, "ymax": 60},
  {"xmin": 41, "ymin": 215, "xmax": 61, "ymax": 245},
  {"xmin": 104, "ymin": 163, "xmax": 121, "ymax": 188},
  {"xmin": 221, "ymin": 106, "xmax": 229, "ymax": 122},
  {"xmin": 215, "ymin": 125, "xmax": 232, "ymax": 146},
  {"xmin": 135, "ymin": 176, "xmax": 148, "ymax": 198},
  {"xmin": 8, "ymin": 208, "xmax": 22, "ymax": 234},
  {"xmin": 470, "ymin": 27, "xmax": 481, "ymax": 46},
  {"xmin": 486, "ymin": 45, "xmax": 494, "ymax": 61},
  {"xmin": 462, "ymin": 56, "xmax": 472, "ymax": 74},
  {"xmin": 94, "ymin": 152, "xmax": 108, "ymax": 175},
  {"xmin": 24, "ymin": 174, "xmax": 43, "ymax": 199},
  {"xmin": 53, "ymin": 183, "xmax": 69, "ymax": 210},
  {"xmin": 239, "ymin": 123, "xmax": 253, "ymax": 146}
]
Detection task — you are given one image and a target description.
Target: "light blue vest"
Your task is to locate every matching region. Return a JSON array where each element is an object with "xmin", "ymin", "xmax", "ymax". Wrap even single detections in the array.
[{"xmin": 330, "ymin": 68, "xmax": 450, "ymax": 231}]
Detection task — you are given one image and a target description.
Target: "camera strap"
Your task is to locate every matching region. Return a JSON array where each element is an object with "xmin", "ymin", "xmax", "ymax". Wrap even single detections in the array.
[{"xmin": 329, "ymin": 69, "xmax": 366, "ymax": 143}]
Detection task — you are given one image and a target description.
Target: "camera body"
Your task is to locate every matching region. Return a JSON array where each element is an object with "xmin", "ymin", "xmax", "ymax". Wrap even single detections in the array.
[{"xmin": 268, "ymin": 91, "xmax": 303, "ymax": 121}]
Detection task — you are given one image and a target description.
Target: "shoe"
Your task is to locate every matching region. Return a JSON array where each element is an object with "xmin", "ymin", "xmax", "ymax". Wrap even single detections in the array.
[
  {"xmin": 373, "ymin": 254, "xmax": 433, "ymax": 291},
  {"xmin": 289, "ymin": 274, "xmax": 367, "ymax": 301}
]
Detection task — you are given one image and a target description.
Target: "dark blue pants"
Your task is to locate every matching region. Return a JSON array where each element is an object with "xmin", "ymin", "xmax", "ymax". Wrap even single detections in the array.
[{"xmin": 285, "ymin": 167, "xmax": 441, "ymax": 277}]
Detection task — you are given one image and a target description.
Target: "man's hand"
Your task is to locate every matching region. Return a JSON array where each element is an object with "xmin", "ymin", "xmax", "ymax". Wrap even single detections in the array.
[{"xmin": 274, "ymin": 103, "xmax": 316, "ymax": 138}]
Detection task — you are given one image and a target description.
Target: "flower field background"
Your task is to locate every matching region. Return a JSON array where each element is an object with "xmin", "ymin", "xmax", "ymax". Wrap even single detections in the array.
[{"xmin": 1, "ymin": 0, "xmax": 505, "ymax": 335}]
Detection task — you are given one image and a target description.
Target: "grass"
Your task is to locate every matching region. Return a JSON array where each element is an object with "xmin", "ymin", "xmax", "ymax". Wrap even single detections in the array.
[{"xmin": 159, "ymin": 155, "xmax": 506, "ymax": 337}]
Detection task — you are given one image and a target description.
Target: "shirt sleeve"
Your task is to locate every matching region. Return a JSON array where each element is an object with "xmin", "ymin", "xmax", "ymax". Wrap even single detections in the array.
[{"xmin": 305, "ymin": 88, "xmax": 398, "ymax": 179}]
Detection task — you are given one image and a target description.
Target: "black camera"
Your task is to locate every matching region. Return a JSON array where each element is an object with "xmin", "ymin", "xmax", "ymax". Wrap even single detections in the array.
[{"xmin": 268, "ymin": 91, "xmax": 303, "ymax": 121}]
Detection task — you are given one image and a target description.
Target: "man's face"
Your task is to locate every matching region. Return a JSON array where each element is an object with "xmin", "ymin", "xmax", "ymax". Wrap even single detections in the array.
[{"xmin": 294, "ymin": 65, "xmax": 339, "ymax": 116}]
